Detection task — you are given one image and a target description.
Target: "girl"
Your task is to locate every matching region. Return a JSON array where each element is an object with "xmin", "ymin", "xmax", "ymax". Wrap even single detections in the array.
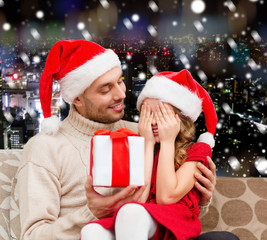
[{"xmin": 81, "ymin": 69, "xmax": 218, "ymax": 240}]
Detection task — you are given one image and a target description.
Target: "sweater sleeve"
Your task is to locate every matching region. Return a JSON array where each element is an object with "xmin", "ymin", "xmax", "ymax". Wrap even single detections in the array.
[
  {"xmin": 18, "ymin": 162, "xmax": 97, "ymax": 240},
  {"xmin": 17, "ymin": 133, "xmax": 98, "ymax": 240}
]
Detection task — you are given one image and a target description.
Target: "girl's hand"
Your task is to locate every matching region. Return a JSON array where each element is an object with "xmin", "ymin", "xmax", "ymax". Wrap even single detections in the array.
[
  {"xmin": 155, "ymin": 102, "xmax": 180, "ymax": 143},
  {"xmin": 138, "ymin": 103, "xmax": 155, "ymax": 145}
]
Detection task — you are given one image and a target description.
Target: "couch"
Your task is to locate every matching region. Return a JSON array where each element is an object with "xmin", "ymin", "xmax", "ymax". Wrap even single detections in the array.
[{"xmin": 1, "ymin": 149, "xmax": 267, "ymax": 240}]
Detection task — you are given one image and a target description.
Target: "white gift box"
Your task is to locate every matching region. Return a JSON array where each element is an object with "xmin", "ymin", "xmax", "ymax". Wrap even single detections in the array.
[{"xmin": 89, "ymin": 130, "xmax": 145, "ymax": 187}]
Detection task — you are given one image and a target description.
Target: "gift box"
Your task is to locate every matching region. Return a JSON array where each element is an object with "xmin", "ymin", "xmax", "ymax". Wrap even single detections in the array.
[{"xmin": 89, "ymin": 128, "xmax": 145, "ymax": 187}]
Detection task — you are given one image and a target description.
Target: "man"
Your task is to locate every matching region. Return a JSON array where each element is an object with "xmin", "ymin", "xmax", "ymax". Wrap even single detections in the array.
[{"xmin": 17, "ymin": 40, "xmax": 238, "ymax": 240}]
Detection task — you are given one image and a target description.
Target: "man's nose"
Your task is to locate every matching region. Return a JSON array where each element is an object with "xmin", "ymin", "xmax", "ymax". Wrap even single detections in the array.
[{"xmin": 114, "ymin": 84, "xmax": 126, "ymax": 100}]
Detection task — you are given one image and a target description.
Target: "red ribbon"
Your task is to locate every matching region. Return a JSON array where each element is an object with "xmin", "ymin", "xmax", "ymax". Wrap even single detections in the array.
[{"xmin": 90, "ymin": 128, "xmax": 139, "ymax": 187}]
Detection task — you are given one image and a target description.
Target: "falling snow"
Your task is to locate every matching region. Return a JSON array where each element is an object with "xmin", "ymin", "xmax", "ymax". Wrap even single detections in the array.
[{"xmin": 0, "ymin": 0, "xmax": 265, "ymax": 177}]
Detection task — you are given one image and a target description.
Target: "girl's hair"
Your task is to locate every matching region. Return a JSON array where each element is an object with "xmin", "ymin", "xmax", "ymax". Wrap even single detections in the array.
[{"xmin": 173, "ymin": 108, "xmax": 195, "ymax": 170}]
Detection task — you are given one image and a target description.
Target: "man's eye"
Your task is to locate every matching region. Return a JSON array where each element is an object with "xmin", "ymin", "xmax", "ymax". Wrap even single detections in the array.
[{"xmin": 100, "ymin": 87, "xmax": 110, "ymax": 94}]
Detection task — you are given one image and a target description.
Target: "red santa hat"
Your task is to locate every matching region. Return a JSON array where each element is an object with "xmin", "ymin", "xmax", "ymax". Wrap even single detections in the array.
[
  {"xmin": 137, "ymin": 69, "xmax": 218, "ymax": 148},
  {"xmin": 39, "ymin": 39, "xmax": 121, "ymax": 135}
]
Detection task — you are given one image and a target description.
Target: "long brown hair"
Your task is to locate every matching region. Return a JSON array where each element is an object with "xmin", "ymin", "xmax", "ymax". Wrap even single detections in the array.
[{"xmin": 173, "ymin": 108, "xmax": 195, "ymax": 170}]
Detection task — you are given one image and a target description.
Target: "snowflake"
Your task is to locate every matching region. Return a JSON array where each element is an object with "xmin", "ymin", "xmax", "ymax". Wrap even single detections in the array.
[
  {"xmin": 36, "ymin": 10, "xmax": 44, "ymax": 19},
  {"xmin": 2, "ymin": 22, "xmax": 11, "ymax": 31}
]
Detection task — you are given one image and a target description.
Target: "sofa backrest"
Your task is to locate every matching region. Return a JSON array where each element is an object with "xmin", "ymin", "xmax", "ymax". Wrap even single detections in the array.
[
  {"xmin": 200, "ymin": 176, "xmax": 267, "ymax": 240},
  {"xmin": 1, "ymin": 149, "xmax": 267, "ymax": 240}
]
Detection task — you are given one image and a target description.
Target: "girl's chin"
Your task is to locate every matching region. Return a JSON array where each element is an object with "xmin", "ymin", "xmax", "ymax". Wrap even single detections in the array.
[{"xmin": 154, "ymin": 137, "xmax": 160, "ymax": 143}]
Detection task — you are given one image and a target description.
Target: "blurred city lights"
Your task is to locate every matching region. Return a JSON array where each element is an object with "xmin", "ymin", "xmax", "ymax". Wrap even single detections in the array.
[{"xmin": 12, "ymin": 73, "xmax": 19, "ymax": 80}]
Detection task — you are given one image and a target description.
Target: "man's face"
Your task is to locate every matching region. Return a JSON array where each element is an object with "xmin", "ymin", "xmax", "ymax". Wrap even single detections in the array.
[{"xmin": 74, "ymin": 66, "xmax": 126, "ymax": 123}]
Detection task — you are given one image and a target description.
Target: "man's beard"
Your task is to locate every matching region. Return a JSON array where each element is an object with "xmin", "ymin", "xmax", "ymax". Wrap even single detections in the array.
[{"xmin": 84, "ymin": 100, "xmax": 124, "ymax": 124}]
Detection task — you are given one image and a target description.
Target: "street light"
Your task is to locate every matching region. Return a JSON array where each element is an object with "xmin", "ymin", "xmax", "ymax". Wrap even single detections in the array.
[{"xmin": 12, "ymin": 73, "xmax": 19, "ymax": 80}]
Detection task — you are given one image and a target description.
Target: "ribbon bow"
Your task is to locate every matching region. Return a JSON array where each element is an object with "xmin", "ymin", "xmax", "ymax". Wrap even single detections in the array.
[{"xmin": 94, "ymin": 128, "xmax": 139, "ymax": 139}]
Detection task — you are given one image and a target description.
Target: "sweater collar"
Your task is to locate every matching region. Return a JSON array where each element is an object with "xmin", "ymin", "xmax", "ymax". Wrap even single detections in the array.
[{"xmin": 64, "ymin": 104, "xmax": 118, "ymax": 136}]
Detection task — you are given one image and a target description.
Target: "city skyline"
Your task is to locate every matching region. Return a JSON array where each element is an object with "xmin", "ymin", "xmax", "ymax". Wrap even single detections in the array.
[{"xmin": 0, "ymin": 0, "xmax": 266, "ymax": 177}]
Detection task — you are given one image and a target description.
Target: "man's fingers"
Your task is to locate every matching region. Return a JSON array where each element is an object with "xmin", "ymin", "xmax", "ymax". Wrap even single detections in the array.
[
  {"xmin": 197, "ymin": 162, "xmax": 215, "ymax": 184},
  {"xmin": 113, "ymin": 185, "xmax": 137, "ymax": 202},
  {"xmin": 194, "ymin": 172, "xmax": 211, "ymax": 190},
  {"xmin": 207, "ymin": 156, "xmax": 216, "ymax": 177},
  {"xmin": 131, "ymin": 185, "xmax": 146, "ymax": 201},
  {"xmin": 85, "ymin": 175, "xmax": 93, "ymax": 190},
  {"xmin": 195, "ymin": 181, "xmax": 212, "ymax": 199},
  {"xmin": 194, "ymin": 181, "xmax": 207, "ymax": 194}
]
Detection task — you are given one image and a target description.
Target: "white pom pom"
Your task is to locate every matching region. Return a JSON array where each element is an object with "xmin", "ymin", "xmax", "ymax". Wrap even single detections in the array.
[
  {"xmin": 197, "ymin": 132, "xmax": 215, "ymax": 148},
  {"xmin": 40, "ymin": 115, "xmax": 60, "ymax": 135}
]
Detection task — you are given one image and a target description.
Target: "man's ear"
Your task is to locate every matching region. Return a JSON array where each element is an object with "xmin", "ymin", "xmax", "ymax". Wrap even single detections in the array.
[{"xmin": 72, "ymin": 96, "xmax": 83, "ymax": 107}]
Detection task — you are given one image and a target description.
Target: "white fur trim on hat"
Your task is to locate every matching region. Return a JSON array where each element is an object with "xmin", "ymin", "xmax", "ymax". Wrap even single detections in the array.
[
  {"xmin": 137, "ymin": 76, "xmax": 202, "ymax": 122},
  {"xmin": 197, "ymin": 132, "xmax": 215, "ymax": 148},
  {"xmin": 40, "ymin": 115, "xmax": 60, "ymax": 135},
  {"xmin": 60, "ymin": 49, "xmax": 121, "ymax": 103}
]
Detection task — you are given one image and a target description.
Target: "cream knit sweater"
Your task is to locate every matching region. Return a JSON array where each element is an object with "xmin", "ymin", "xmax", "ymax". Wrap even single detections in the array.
[{"xmin": 17, "ymin": 105, "xmax": 138, "ymax": 240}]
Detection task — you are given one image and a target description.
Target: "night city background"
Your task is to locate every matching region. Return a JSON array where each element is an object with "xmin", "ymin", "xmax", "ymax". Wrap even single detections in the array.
[{"xmin": 0, "ymin": 0, "xmax": 266, "ymax": 177}]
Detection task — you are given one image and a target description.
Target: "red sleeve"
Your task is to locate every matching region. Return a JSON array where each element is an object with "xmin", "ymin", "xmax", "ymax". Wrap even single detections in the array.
[{"xmin": 185, "ymin": 142, "xmax": 212, "ymax": 168}]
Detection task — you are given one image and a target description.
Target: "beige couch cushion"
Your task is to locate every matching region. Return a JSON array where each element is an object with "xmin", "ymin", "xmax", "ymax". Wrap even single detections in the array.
[
  {"xmin": 0, "ymin": 150, "xmax": 22, "ymax": 240},
  {"xmin": 200, "ymin": 177, "xmax": 267, "ymax": 240}
]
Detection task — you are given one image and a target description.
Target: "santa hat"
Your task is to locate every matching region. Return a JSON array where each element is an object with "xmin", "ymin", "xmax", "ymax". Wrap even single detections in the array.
[
  {"xmin": 39, "ymin": 39, "xmax": 121, "ymax": 135},
  {"xmin": 137, "ymin": 69, "xmax": 218, "ymax": 148}
]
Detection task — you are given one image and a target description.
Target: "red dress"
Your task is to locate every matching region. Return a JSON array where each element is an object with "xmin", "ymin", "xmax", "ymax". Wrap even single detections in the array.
[{"xmin": 87, "ymin": 142, "xmax": 212, "ymax": 240}]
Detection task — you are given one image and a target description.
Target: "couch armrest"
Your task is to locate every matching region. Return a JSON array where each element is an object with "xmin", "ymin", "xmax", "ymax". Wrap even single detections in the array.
[{"xmin": 0, "ymin": 150, "xmax": 22, "ymax": 240}]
